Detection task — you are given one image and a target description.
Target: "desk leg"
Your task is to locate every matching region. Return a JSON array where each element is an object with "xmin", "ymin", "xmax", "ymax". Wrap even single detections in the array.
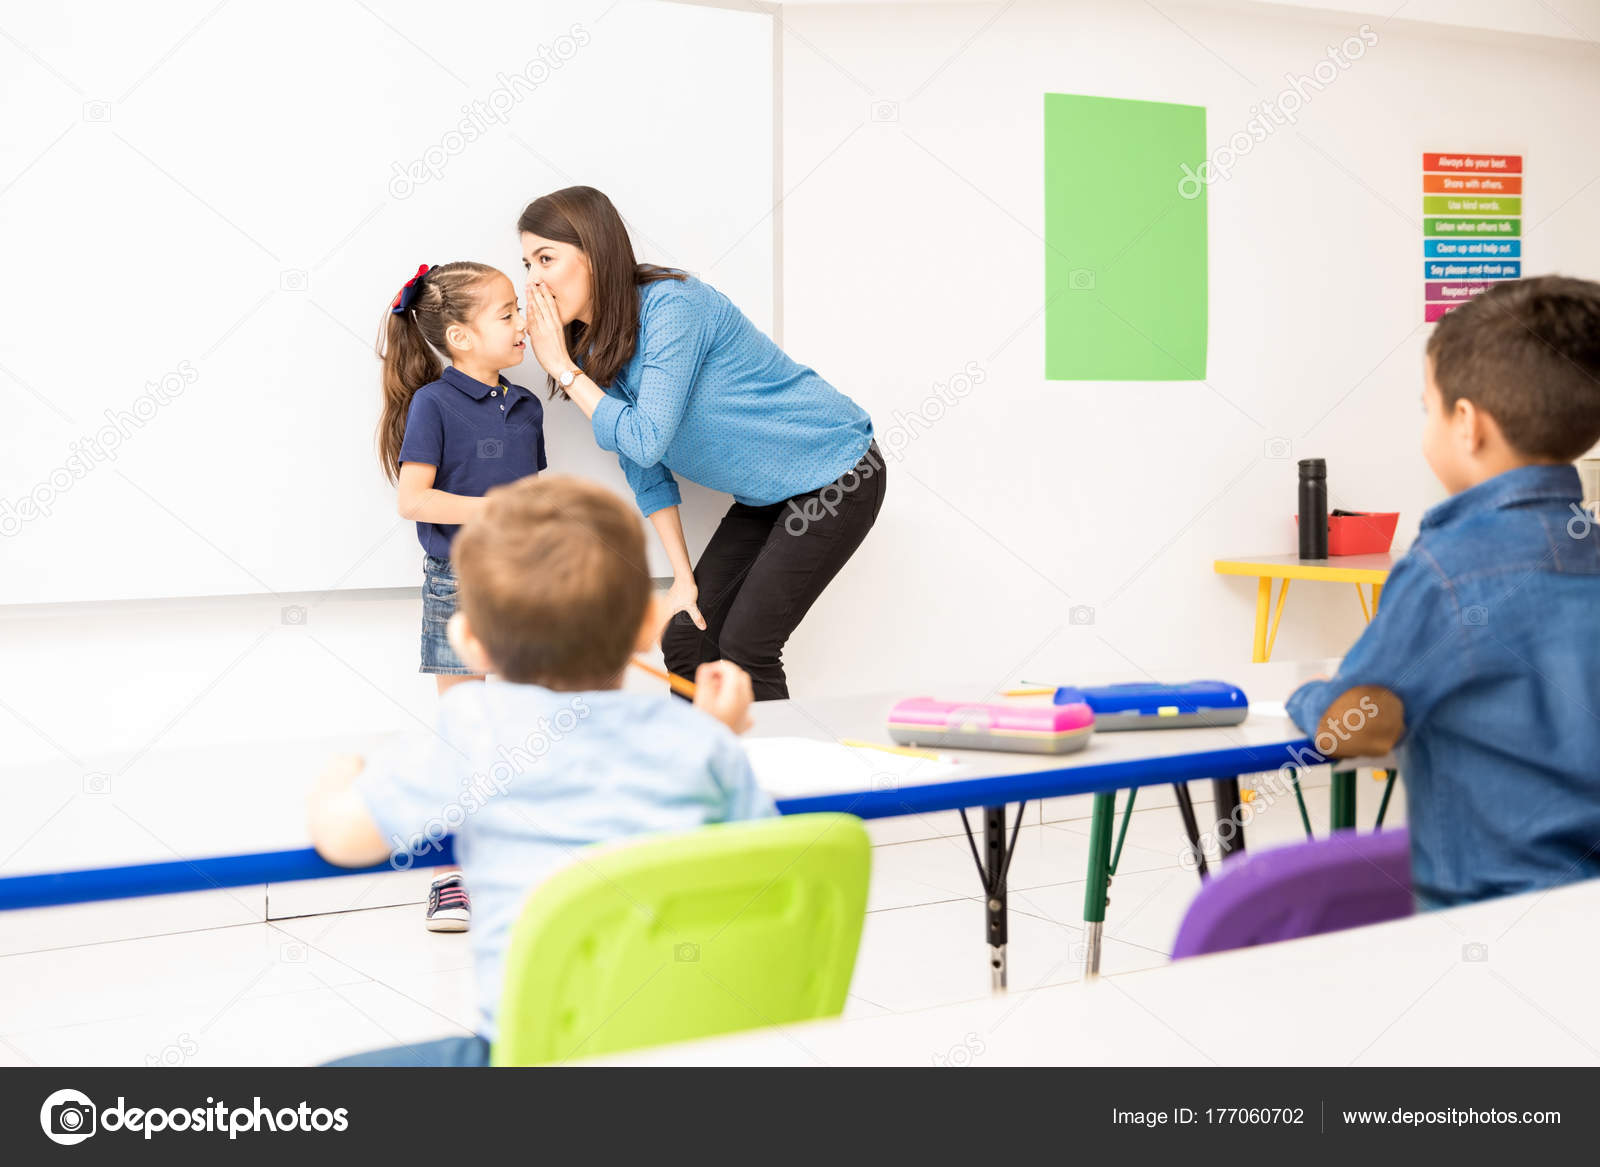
[
  {"xmin": 1287, "ymin": 767, "xmax": 1313, "ymax": 839},
  {"xmin": 984, "ymin": 806, "xmax": 1008, "ymax": 991},
  {"xmin": 1330, "ymin": 769, "xmax": 1357, "ymax": 831},
  {"xmin": 962, "ymin": 804, "xmax": 1024, "ymax": 993},
  {"xmin": 1375, "ymin": 770, "xmax": 1397, "ymax": 829},
  {"xmin": 1082, "ymin": 792, "xmax": 1115, "ymax": 980},
  {"xmin": 1172, "ymin": 783, "xmax": 1209, "ymax": 879},
  {"xmin": 1251, "ymin": 577, "xmax": 1271, "ymax": 663},
  {"xmin": 1212, "ymin": 777, "xmax": 1246, "ymax": 860}
]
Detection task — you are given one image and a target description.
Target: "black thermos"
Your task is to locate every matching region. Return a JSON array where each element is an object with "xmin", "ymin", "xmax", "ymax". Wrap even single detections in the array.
[{"xmin": 1298, "ymin": 458, "xmax": 1328, "ymax": 560}]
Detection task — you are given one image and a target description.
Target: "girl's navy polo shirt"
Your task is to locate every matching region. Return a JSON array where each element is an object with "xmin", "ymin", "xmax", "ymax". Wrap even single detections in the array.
[{"xmin": 398, "ymin": 365, "xmax": 547, "ymax": 560}]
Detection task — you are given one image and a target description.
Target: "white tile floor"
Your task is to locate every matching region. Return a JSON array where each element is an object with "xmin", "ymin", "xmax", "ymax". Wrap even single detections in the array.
[{"xmin": 0, "ymin": 764, "xmax": 1407, "ymax": 1066}]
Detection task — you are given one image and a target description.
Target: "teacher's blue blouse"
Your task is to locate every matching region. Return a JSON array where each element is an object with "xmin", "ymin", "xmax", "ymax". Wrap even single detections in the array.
[{"xmin": 586, "ymin": 274, "xmax": 873, "ymax": 516}]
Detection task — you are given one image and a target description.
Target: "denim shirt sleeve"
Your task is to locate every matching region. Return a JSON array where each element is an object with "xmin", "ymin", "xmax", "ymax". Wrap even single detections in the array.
[
  {"xmin": 590, "ymin": 286, "xmax": 716, "ymax": 467},
  {"xmin": 1286, "ymin": 546, "xmax": 1467, "ymax": 745}
]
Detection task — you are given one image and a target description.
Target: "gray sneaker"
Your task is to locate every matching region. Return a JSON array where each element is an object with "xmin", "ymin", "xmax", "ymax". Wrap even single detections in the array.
[{"xmin": 425, "ymin": 873, "xmax": 470, "ymax": 932}]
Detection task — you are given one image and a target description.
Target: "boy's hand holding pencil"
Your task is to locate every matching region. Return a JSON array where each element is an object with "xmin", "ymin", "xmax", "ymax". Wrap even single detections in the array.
[
  {"xmin": 630, "ymin": 656, "xmax": 754, "ymax": 734},
  {"xmin": 692, "ymin": 661, "xmax": 754, "ymax": 735}
]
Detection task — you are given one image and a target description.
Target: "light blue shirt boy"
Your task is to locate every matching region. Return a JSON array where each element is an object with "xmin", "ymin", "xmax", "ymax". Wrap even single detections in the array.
[{"xmin": 355, "ymin": 680, "xmax": 776, "ymax": 1042}]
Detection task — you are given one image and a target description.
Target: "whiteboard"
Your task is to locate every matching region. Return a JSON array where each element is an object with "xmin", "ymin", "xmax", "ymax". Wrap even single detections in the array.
[{"xmin": 0, "ymin": 0, "xmax": 772, "ymax": 603}]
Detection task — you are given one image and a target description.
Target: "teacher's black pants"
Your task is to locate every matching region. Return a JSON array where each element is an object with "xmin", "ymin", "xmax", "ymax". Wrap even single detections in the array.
[{"xmin": 662, "ymin": 441, "xmax": 886, "ymax": 701}]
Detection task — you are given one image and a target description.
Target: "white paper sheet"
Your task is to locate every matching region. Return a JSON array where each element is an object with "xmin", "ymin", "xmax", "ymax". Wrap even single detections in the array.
[{"xmin": 742, "ymin": 737, "xmax": 960, "ymax": 798}]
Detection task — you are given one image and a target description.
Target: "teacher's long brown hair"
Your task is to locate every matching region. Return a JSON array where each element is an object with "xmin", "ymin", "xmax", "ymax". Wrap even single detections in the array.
[{"xmin": 515, "ymin": 186, "xmax": 685, "ymax": 398}]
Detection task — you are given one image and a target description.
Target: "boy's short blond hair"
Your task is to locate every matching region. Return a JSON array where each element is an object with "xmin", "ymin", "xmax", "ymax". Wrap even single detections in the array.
[{"xmin": 451, "ymin": 475, "xmax": 651, "ymax": 688}]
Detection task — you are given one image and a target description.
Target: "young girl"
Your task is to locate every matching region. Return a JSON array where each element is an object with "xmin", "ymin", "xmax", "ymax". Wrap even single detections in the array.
[{"xmin": 377, "ymin": 261, "xmax": 546, "ymax": 932}]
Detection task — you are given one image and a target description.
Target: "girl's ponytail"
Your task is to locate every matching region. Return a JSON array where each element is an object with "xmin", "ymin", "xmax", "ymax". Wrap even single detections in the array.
[
  {"xmin": 374, "ymin": 260, "xmax": 500, "ymax": 483},
  {"xmin": 377, "ymin": 300, "xmax": 440, "ymax": 483}
]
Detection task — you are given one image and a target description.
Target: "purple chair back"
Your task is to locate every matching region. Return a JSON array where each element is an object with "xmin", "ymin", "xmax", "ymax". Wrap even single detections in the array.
[{"xmin": 1170, "ymin": 829, "xmax": 1412, "ymax": 959}]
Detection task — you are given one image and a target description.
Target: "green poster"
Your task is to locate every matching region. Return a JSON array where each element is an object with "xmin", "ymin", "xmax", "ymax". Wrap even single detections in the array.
[{"xmin": 1045, "ymin": 93, "xmax": 1208, "ymax": 380}]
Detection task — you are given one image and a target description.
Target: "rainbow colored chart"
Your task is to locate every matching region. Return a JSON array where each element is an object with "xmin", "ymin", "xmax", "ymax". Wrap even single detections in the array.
[{"xmin": 1423, "ymin": 152, "xmax": 1523, "ymax": 322}]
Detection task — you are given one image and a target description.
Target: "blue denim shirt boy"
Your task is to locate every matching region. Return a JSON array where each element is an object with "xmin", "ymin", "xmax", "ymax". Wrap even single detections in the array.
[{"xmin": 1288, "ymin": 465, "xmax": 1600, "ymax": 908}]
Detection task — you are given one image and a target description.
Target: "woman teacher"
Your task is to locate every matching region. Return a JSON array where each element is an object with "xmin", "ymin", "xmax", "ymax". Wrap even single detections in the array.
[{"xmin": 516, "ymin": 186, "xmax": 884, "ymax": 700}]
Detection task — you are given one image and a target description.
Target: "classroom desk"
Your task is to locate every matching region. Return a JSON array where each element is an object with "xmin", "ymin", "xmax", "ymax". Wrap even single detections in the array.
[
  {"xmin": 596, "ymin": 876, "xmax": 1600, "ymax": 1066},
  {"xmin": 0, "ymin": 664, "xmax": 1383, "ymax": 989},
  {"xmin": 734, "ymin": 662, "xmax": 1385, "ymax": 988},
  {"xmin": 1214, "ymin": 552, "xmax": 1396, "ymax": 662}
]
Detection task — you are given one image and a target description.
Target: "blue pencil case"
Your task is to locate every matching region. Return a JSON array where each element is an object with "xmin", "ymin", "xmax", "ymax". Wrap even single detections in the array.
[{"xmin": 1051, "ymin": 681, "xmax": 1248, "ymax": 730}]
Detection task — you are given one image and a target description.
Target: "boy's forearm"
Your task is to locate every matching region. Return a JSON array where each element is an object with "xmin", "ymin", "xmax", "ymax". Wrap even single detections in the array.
[
  {"xmin": 1308, "ymin": 684, "xmax": 1407, "ymax": 757},
  {"xmin": 307, "ymin": 763, "xmax": 393, "ymax": 868},
  {"xmin": 308, "ymin": 791, "xmax": 391, "ymax": 867}
]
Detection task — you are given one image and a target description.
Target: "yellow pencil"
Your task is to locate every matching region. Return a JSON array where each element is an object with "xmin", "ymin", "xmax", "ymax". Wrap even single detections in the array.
[
  {"xmin": 840, "ymin": 738, "xmax": 940, "ymax": 761},
  {"xmin": 629, "ymin": 657, "xmax": 697, "ymax": 699},
  {"xmin": 1002, "ymin": 687, "xmax": 1057, "ymax": 697}
]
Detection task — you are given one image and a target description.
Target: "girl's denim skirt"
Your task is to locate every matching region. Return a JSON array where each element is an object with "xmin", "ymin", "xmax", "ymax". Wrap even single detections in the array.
[{"xmin": 420, "ymin": 554, "xmax": 474, "ymax": 675}]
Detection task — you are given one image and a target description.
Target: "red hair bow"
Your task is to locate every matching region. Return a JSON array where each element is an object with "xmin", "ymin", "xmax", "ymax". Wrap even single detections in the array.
[{"xmin": 389, "ymin": 264, "xmax": 431, "ymax": 314}]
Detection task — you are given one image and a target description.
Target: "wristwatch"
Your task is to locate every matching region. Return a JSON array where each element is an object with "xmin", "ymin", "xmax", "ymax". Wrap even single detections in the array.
[{"xmin": 557, "ymin": 367, "xmax": 581, "ymax": 389}]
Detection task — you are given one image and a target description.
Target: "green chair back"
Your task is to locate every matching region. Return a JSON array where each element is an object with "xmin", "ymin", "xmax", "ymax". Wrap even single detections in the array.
[{"xmin": 490, "ymin": 813, "xmax": 870, "ymax": 1066}]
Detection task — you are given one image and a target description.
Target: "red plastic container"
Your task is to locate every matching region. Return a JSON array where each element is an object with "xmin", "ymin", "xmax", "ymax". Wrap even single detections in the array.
[{"xmin": 1293, "ymin": 511, "xmax": 1399, "ymax": 556}]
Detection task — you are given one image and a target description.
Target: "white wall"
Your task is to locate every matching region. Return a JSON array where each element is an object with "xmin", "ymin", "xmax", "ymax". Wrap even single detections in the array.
[
  {"xmin": 0, "ymin": 1, "xmax": 767, "ymax": 772},
  {"xmin": 772, "ymin": 0, "xmax": 1600, "ymax": 697},
  {"xmin": 0, "ymin": 0, "xmax": 771, "ymax": 604},
  {"xmin": 770, "ymin": 0, "xmax": 1600, "ymax": 44},
  {"xmin": 5, "ymin": 0, "xmax": 1599, "ymax": 784},
  {"xmin": 1231, "ymin": 0, "xmax": 1600, "ymax": 43}
]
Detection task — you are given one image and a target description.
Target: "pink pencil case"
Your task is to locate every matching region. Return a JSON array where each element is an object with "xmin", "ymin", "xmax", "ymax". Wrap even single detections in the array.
[{"xmin": 887, "ymin": 697, "xmax": 1095, "ymax": 755}]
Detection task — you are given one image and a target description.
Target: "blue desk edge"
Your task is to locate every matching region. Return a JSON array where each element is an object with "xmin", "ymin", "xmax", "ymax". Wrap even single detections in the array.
[{"xmin": 0, "ymin": 737, "xmax": 1319, "ymax": 910}]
